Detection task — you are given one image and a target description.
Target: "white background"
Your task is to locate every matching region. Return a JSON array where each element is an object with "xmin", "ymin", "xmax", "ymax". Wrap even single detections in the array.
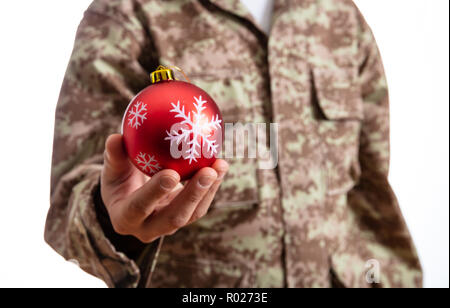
[{"xmin": 0, "ymin": 0, "xmax": 448, "ymax": 288}]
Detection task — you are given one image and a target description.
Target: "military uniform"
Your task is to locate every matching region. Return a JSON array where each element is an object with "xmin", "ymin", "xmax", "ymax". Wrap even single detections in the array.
[{"xmin": 45, "ymin": 0, "xmax": 422, "ymax": 288}]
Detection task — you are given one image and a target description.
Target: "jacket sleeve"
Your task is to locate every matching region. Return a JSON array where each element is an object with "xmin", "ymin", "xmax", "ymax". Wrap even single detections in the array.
[
  {"xmin": 44, "ymin": 2, "xmax": 158, "ymax": 288},
  {"xmin": 347, "ymin": 7, "xmax": 423, "ymax": 287}
]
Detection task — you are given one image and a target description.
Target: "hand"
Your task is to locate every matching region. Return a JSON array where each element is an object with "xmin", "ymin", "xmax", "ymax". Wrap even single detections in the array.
[{"xmin": 100, "ymin": 134, "xmax": 229, "ymax": 243}]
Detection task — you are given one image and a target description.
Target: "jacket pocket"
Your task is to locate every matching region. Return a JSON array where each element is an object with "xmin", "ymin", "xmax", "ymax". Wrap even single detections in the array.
[
  {"xmin": 312, "ymin": 66, "xmax": 364, "ymax": 196},
  {"xmin": 312, "ymin": 67, "xmax": 364, "ymax": 121}
]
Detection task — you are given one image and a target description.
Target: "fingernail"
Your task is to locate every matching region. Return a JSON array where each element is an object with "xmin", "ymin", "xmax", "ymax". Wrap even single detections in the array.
[
  {"xmin": 160, "ymin": 176, "xmax": 177, "ymax": 190},
  {"xmin": 217, "ymin": 169, "xmax": 228, "ymax": 180},
  {"xmin": 198, "ymin": 176, "xmax": 214, "ymax": 188}
]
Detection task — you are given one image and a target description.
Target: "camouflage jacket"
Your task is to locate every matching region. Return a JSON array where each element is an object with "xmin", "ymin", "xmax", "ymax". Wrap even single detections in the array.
[{"xmin": 45, "ymin": 0, "xmax": 422, "ymax": 288}]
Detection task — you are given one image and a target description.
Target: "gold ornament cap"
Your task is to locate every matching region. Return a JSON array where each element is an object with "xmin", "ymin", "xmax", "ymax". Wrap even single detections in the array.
[{"xmin": 150, "ymin": 65, "xmax": 175, "ymax": 84}]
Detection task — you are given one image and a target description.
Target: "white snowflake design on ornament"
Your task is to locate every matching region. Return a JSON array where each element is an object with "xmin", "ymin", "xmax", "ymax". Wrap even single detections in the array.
[
  {"xmin": 165, "ymin": 96, "xmax": 222, "ymax": 164},
  {"xmin": 135, "ymin": 152, "xmax": 161, "ymax": 174},
  {"xmin": 128, "ymin": 101, "xmax": 148, "ymax": 129}
]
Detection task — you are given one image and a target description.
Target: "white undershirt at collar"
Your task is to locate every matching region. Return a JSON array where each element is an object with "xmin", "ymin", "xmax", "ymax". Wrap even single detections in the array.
[{"xmin": 240, "ymin": 0, "xmax": 274, "ymax": 35}]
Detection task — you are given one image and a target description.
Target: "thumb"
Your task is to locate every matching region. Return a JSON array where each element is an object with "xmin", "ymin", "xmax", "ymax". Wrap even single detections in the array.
[{"xmin": 102, "ymin": 134, "xmax": 133, "ymax": 185}]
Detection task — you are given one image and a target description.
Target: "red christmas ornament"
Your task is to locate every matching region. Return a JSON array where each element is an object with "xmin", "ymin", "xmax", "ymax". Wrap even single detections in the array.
[{"xmin": 122, "ymin": 66, "xmax": 223, "ymax": 180}]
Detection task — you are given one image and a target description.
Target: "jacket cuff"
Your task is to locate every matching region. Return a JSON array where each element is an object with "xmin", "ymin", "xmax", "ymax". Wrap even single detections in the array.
[
  {"xmin": 82, "ymin": 170, "xmax": 144, "ymax": 287},
  {"xmin": 46, "ymin": 165, "xmax": 140, "ymax": 288}
]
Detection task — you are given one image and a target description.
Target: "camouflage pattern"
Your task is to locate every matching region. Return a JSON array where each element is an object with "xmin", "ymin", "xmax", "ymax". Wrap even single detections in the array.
[{"xmin": 45, "ymin": 0, "xmax": 422, "ymax": 288}]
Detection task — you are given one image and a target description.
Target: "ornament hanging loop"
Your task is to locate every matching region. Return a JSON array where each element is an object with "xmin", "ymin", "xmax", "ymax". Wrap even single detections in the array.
[
  {"xmin": 150, "ymin": 65, "xmax": 191, "ymax": 84},
  {"xmin": 167, "ymin": 65, "xmax": 191, "ymax": 83}
]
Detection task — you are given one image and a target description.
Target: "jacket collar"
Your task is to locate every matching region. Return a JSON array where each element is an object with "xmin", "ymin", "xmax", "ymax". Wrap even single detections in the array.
[{"xmin": 207, "ymin": 0, "xmax": 258, "ymax": 25}]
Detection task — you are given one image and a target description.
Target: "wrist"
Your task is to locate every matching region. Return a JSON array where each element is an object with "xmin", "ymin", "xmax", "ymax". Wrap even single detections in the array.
[{"xmin": 93, "ymin": 181, "xmax": 146, "ymax": 260}]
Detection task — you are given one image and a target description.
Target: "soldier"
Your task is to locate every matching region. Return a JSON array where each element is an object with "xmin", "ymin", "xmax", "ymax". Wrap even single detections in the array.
[{"xmin": 45, "ymin": 0, "xmax": 422, "ymax": 288}]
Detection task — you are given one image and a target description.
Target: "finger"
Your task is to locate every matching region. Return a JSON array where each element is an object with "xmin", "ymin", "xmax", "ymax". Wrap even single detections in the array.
[
  {"xmin": 122, "ymin": 169, "xmax": 180, "ymax": 224},
  {"xmin": 142, "ymin": 167, "xmax": 218, "ymax": 237},
  {"xmin": 102, "ymin": 134, "xmax": 133, "ymax": 185},
  {"xmin": 188, "ymin": 160, "xmax": 229, "ymax": 223}
]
